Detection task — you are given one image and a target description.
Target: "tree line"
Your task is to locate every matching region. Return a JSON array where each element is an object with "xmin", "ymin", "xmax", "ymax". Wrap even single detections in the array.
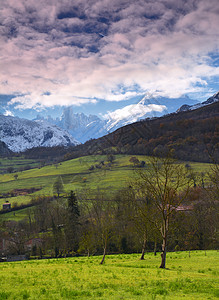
[{"xmin": 0, "ymin": 155, "xmax": 218, "ymax": 268}]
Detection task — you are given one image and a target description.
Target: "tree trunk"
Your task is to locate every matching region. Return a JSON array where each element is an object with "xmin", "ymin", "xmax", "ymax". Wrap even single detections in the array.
[
  {"xmin": 28, "ymin": 212, "xmax": 32, "ymax": 232},
  {"xmin": 154, "ymin": 240, "xmax": 157, "ymax": 256},
  {"xmin": 100, "ymin": 246, "xmax": 106, "ymax": 264},
  {"xmin": 160, "ymin": 218, "xmax": 168, "ymax": 269},
  {"xmin": 140, "ymin": 235, "xmax": 147, "ymax": 260},
  {"xmin": 160, "ymin": 235, "xmax": 167, "ymax": 268}
]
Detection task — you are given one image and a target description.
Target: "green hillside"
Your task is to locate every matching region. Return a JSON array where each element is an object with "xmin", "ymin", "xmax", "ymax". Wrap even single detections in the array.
[
  {"xmin": 0, "ymin": 157, "xmax": 40, "ymax": 174},
  {"xmin": 0, "ymin": 155, "xmax": 212, "ymax": 218},
  {"xmin": 66, "ymin": 102, "xmax": 219, "ymax": 163}
]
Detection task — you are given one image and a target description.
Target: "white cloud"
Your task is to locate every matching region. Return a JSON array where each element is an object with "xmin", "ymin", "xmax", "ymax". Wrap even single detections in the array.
[{"xmin": 0, "ymin": 0, "xmax": 218, "ymax": 109}]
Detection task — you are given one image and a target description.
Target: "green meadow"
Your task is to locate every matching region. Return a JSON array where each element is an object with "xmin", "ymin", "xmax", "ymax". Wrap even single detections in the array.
[
  {"xmin": 0, "ymin": 251, "xmax": 218, "ymax": 299},
  {"xmin": 0, "ymin": 157, "xmax": 39, "ymax": 174},
  {"xmin": 0, "ymin": 155, "xmax": 212, "ymax": 215}
]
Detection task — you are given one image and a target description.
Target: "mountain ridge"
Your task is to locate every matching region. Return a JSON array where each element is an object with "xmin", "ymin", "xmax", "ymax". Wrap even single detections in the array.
[
  {"xmin": 177, "ymin": 91, "xmax": 219, "ymax": 112},
  {"xmin": 1, "ymin": 91, "xmax": 218, "ymax": 157},
  {"xmin": 35, "ymin": 94, "xmax": 198, "ymax": 143},
  {"xmin": 63, "ymin": 99, "xmax": 219, "ymax": 163},
  {"xmin": 0, "ymin": 115, "xmax": 79, "ymax": 152}
]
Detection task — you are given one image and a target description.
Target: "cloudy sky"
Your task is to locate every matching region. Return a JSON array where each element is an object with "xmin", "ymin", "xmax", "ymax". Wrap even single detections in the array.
[{"xmin": 0, "ymin": 0, "xmax": 218, "ymax": 117}]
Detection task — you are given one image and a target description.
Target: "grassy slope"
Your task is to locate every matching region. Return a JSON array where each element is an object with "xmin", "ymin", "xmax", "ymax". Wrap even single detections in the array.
[
  {"xmin": 0, "ymin": 157, "xmax": 39, "ymax": 173},
  {"xmin": 0, "ymin": 207, "xmax": 32, "ymax": 221},
  {"xmin": 0, "ymin": 251, "xmax": 218, "ymax": 299},
  {"xmin": 0, "ymin": 155, "xmax": 212, "ymax": 220}
]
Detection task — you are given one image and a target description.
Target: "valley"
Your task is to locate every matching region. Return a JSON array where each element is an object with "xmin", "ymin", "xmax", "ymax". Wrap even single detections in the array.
[
  {"xmin": 0, "ymin": 1, "xmax": 218, "ymax": 298},
  {"xmin": 0, "ymin": 92, "xmax": 218, "ymax": 277},
  {"xmin": 0, "ymin": 154, "xmax": 213, "ymax": 219}
]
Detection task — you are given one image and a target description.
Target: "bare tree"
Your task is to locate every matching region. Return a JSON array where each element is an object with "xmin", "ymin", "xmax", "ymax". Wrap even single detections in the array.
[
  {"xmin": 78, "ymin": 220, "xmax": 97, "ymax": 257},
  {"xmin": 133, "ymin": 155, "xmax": 192, "ymax": 268},
  {"xmin": 208, "ymin": 162, "xmax": 219, "ymax": 200},
  {"xmin": 118, "ymin": 186, "xmax": 158, "ymax": 260},
  {"xmin": 53, "ymin": 176, "xmax": 64, "ymax": 197},
  {"xmin": 88, "ymin": 195, "xmax": 116, "ymax": 264}
]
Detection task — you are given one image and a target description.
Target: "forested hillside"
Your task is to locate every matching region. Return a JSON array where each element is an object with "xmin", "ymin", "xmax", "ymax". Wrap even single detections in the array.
[
  {"xmin": 62, "ymin": 102, "xmax": 219, "ymax": 163},
  {"xmin": 0, "ymin": 141, "xmax": 12, "ymax": 157}
]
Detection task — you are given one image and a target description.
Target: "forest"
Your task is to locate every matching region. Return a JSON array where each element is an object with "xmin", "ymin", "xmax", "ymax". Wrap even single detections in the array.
[
  {"xmin": 1, "ymin": 155, "xmax": 218, "ymax": 270},
  {"xmin": 60, "ymin": 102, "xmax": 219, "ymax": 163}
]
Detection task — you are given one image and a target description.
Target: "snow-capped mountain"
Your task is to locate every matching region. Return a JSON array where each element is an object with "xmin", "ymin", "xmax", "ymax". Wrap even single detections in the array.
[
  {"xmin": 59, "ymin": 98, "xmax": 168, "ymax": 141},
  {"xmin": 104, "ymin": 94, "xmax": 168, "ymax": 132},
  {"xmin": 36, "ymin": 108, "xmax": 108, "ymax": 143},
  {"xmin": 35, "ymin": 94, "xmax": 198, "ymax": 143},
  {"xmin": 37, "ymin": 96, "xmax": 168, "ymax": 142},
  {"xmin": 103, "ymin": 93, "xmax": 200, "ymax": 132},
  {"xmin": 59, "ymin": 107, "xmax": 108, "ymax": 142},
  {"xmin": 0, "ymin": 115, "xmax": 79, "ymax": 152},
  {"xmin": 177, "ymin": 91, "xmax": 219, "ymax": 112}
]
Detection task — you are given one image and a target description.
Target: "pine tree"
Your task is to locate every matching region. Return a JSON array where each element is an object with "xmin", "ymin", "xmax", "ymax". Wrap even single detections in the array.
[
  {"xmin": 65, "ymin": 191, "xmax": 80, "ymax": 252},
  {"xmin": 68, "ymin": 191, "xmax": 80, "ymax": 217}
]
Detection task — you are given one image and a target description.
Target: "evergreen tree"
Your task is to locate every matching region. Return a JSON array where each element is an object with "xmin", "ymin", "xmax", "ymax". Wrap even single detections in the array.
[
  {"xmin": 64, "ymin": 191, "xmax": 80, "ymax": 252},
  {"xmin": 68, "ymin": 191, "xmax": 80, "ymax": 217}
]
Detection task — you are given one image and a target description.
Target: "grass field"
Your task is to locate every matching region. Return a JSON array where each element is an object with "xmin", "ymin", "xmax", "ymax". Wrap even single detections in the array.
[
  {"xmin": 0, "ymin": 157, "xmax": 39, "ymax": 174},
  {"xmin": 0, "ymin": 155, "xmax": 213, "ymax": 220},
  {"xmin": 0, "ymin": 251, "xmax": 218, "ymax": 299}
]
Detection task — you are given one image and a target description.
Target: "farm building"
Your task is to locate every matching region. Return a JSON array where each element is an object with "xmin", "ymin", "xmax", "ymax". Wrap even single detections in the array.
[
  {"xmin": 2, "ymin": 202, "xmax": 11, "ymax": 210},
  {"xmin": 25, "ymin": 238, "xmax": 43, "ymax": 251}
]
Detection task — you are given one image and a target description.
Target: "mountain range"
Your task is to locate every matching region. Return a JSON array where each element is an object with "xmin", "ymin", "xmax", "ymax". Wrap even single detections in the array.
[
  {"xmin": 35, "ymin": 94, "xmax": 198, "ymax": 143},
  {"xmin": 0, "ymin": 116, "xmax": 79, "ymax": 152},
  {"xmin": 67, "ymin": 95, "xmax": 219, "ymax": 163},
  {"xmin": 177, "ymin": 91, "xmax": 219, "ymax": 112},
  {"xmin": 0, "ymin": 92, "xmax": 218, "ymax": 154}
]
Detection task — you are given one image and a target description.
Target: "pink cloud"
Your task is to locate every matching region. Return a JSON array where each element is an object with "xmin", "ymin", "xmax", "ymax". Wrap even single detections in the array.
[{"xmin": 0, "ymin": 0, "xmax": 218, "ymax": 109}]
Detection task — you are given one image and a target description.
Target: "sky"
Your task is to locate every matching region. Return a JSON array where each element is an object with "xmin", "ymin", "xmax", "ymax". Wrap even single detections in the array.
[{"xmin": 0, "ymin": 0, "xmax": 219, "ymax": 119}]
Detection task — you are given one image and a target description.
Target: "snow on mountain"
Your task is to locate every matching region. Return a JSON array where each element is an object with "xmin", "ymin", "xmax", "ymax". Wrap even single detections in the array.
[
  {"xmin": 1, "ymin": 92, "xmax": 215, "ymax": 150},
  {"xmin": 46, "ymin": 97, "xmax": 168, "ymax": 142},
  {"xmin": 36, "ymin": 94, "xmax": 198, "ymax": 143},
  {"xmin": 58, "ymin": 107, "xmax": 108, "ymax": 143},
  {"xmin": 0, "ymin": 115, "xmax": 79, "ymax": 152},
  {"xmin": 104, "ymin": 95, "xmax": 167, "ymax": 132},
  {"xmin": 177, "ymin": 91, "xmax": 219, "ymax": 112},
  {"xmin": 203, "ymin": 91, "xmax": 219, "ymax": 104},
  {"xmin": 102, "ymin": 93, "xmax": 198, "ymax": 132}
]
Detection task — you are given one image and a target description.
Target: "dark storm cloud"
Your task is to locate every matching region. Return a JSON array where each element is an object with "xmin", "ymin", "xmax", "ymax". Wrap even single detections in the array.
[{"xmin": 0, "ymin": 0, "xmax": 218, "ymax": 108}]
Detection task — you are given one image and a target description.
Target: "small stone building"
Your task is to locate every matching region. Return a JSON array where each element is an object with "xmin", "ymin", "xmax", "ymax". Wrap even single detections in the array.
[{"xmin": 2, "ymin": 202, "xmax": 11, "ymax": 210}]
